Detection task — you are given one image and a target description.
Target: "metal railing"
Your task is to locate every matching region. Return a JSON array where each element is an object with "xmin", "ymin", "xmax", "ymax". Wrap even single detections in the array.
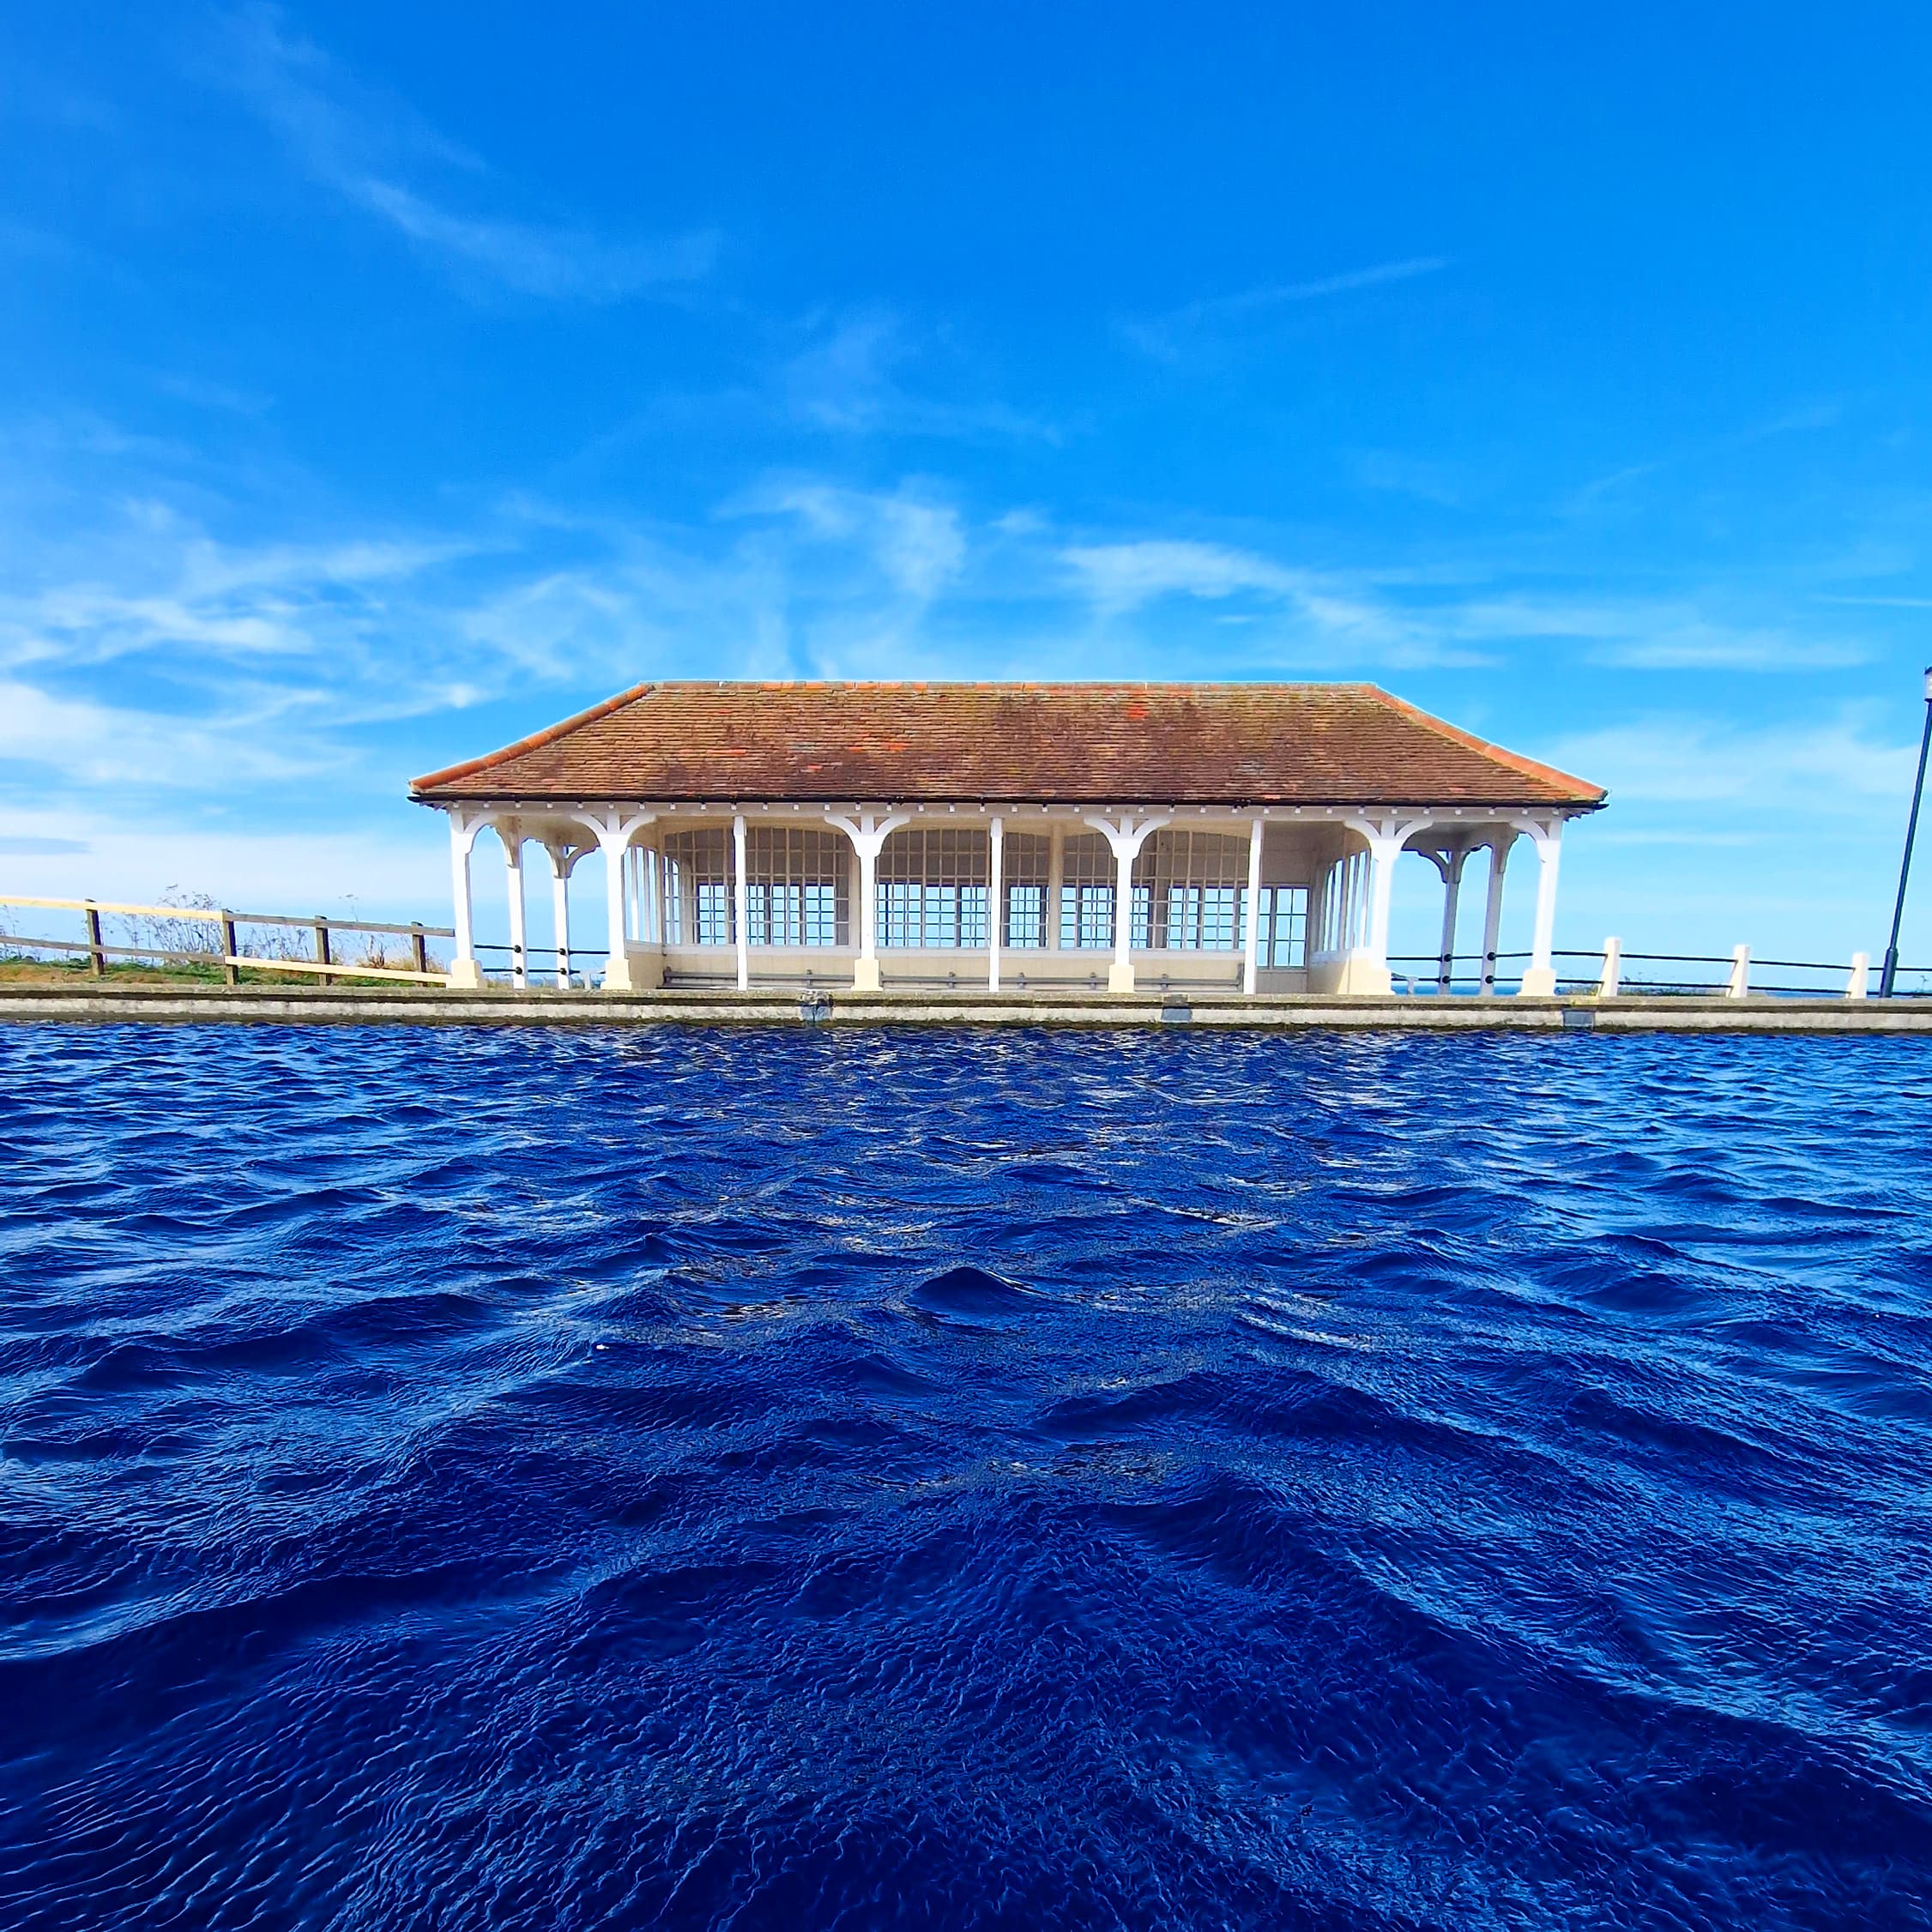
[
  {"xmin": 0, "ymin": 896, "xmax": 454, "ymax": 987},
  {"xmin": 1388, "ymin": 942, "xmax": 1898, "ymax": 1000},
  {"xmin": 472, "ymin": 939, "xmax": 610, "ymax": 988}
]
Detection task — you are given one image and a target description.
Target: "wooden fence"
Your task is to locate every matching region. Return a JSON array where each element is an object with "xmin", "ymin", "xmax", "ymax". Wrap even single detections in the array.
[{"xmin": 0, "ymin": 897, "xmax": 454, "ymax": 987}]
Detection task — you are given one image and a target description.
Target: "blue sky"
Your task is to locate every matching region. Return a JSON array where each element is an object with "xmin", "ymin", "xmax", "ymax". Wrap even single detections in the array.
[{"xmin": 4, "ymin": 3, "xmax": 1932, "ymax": 967}]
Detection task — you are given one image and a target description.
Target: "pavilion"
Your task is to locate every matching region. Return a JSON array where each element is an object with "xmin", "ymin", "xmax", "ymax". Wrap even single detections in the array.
[{"xmin": 409, "ymin": 681, "xmax": 1605, "ymax": 998}]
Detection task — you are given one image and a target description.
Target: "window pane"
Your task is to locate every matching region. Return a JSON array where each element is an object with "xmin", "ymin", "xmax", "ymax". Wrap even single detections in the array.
[
  {"xmin": 743, "ymin": 827, "xmax": 848, "ymax": 947},
  {"xmin": 877, "ymin": 828, "xmax": 991, "ymax": 948},
  {"xmin": 1260, "ymin": 885, "xmax": 1308, "ymax": 967},
  {"xmin": 661, "ymin": 829, "xmax": 734, "ymax": 946}
]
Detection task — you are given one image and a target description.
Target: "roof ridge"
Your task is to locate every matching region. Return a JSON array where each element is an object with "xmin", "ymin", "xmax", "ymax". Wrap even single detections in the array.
[{"xmin": 622, "ymin": 678, "xmax": 1381, "ymax": 692}]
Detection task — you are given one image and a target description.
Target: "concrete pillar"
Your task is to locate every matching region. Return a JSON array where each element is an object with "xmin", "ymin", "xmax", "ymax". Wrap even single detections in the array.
[
  {"xmin": 1516, "ymin": 824, "xmax": 1563, "ymax": 998},
  {"xmin": 501, "ymin": 829, "xmax": 528, "ymax": 990},
  {"xmin": 987, "ymin": 817, "xmax": 1003, "ymax": 992},
  {"xmin": 1479, "ymin": 835, "xmax": 1512, "ymax": 997},
  {"xmin": 1597, "ymin": 937, "xmax": 1621, "ymax": 998},
  {"xmin": 1242, "ymin": 816, "xmax": 1264, "ymax": 995},
  {"xmin": 447, "ymin": 815, "xmax": 484, "ymax": 988},
  {"xmin": 1848, "ymin": 951, "xmax": 1870, "ymax": 999},
  {"xmin": 1726, "ymin": 945, "xmax": 1750, "ymax": 999}
]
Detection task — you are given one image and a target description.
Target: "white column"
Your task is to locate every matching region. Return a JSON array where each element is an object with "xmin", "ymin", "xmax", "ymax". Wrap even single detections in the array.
[
  {"xmin": 601, "ymin": 832, "xmax": 629, "ymax": 991},
  {"xmin": 1367, "ymin": 841, "xmax": 1397, "ymax": 968},
  {"xmin": 503, "ymin": 829, "xmax": 528, "ymax": 990},
  {"xmin": 1428, "ymin": 846, "xmax": 1470, "ymax": 994},
  {"xmin": 1479, "ymin": 835, "xmax": 1512, "ymax": 996},
  {"xmin": 1341, "ymin": 816, "xmax": 1429, "ymax": 997},
  {"xmin": 860, "ymin": 840, "xmax": 878, "ymax": 982},
  {"xmin": 645, "ymin": 847, "xmax": 661, "ymax": 945},
  {"xmin": 1848, "ymin": 951, "xmax": 1870, "ymax": 999},
  {"xmin": 447, "ymin": 814, "xmax": 483, "ymax": 988},
  {"xmin": 591, "ymin": 811, "xmax": 655, "ymax": 992},
  {"xmin": 1516, "ymin": 821, "xmax": 1563, "ymax": 998},
  {"xmin": 1047, "ymin": 824, "xmax": 1064, "ymax": 951},
  {"xmin": 550, "ymin": 848, "xmax": 572, "ymax": 988},
  {"xmin": 1242, "ymin": 816, "xmax": 1264, "ymax": 995},
  {"xmin": 828, "ymin": 811, "xmax": 909, "ymax": 992},
  {"xmin": 732, "ymin": 814, "xmax": 751, "ymax": 993},
  {"xmin": 1087, "ymin": 812, "xmax": 1168, "ymax": 993},
  {"xmin": 1726, "ymin": 945, "xmax": 1750, "ymax": 999},
  {"xmin": 987, "ymin": 817, "xmax": 1004, "ymax": 992}
]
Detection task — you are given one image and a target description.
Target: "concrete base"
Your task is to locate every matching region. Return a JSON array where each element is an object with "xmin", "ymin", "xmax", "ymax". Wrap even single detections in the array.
[
  {"xmin": 448, "ymin": 957, "xmax": 486, "ymax": 989},
  {"xmin": 1108, "ymin": 960, "xmax": 1137, "ymax": 993},
  {"xmin": 1517, "ymin": 966, "xmax": 1558, "ymax": 998},
  {"xmin": 9, "ymin": 984, "xmax": 1932, "ymax": 1031},
  {"xmin": 603, "ymin": 946, "xmax": 663, "ymax": 992},
  {"xmin": 1330, "ymin": 954, "xmax": 1394, "ymax": 997},
  {"xmin": 852, "ymin": 957, "xmax": 882, "ymax": 992}
]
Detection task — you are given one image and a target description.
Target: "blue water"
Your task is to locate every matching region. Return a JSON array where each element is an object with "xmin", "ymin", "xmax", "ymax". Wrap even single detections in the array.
[{"xmin": 2, "ymin": 1028, "xmax": 1929, "ymax": 1930}]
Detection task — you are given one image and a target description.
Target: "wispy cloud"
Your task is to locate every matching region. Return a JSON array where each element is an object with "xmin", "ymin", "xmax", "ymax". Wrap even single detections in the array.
[
  {"xmin": 1060, "ymin": 539, "xmax": 1298, "ymax": 612},
  {"xmin": 0, "ymin": 679, "xmax": 321, "ymax": 789},
  {"xmin": 1548, "ymin": 711, "xmax": 1915, "ymax": 812},
  {"xmin": 208, "ymin": 4, "xmax": 715, "ymax": 301},
  {"xmin": 779, "ymin": 310, "xmax": 1057, "ymax": 442},
  {"xmin": 1567, "ymin": 402, "xmax": 1844, "ymax": 512},
  {"xmin": 1120, "ymin": 256, "xmax": 1448, "ymax": 360},
  {"xmin": 1448, "ymin": 595, "xmax": 1867, "ymax": 670},
  {"xmin": 1057, "ymin": 538, "xmax": 1486, "ymax": 668},
  {"xmin": 0, "ymin": 512, "xmax": 469, "ymax": 675}
]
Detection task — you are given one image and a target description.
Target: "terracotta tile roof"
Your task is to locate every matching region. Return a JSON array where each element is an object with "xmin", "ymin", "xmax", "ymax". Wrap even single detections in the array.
[{"xmin": 410, "ymin": 681, "xmax": 1605, "ymax": 810}]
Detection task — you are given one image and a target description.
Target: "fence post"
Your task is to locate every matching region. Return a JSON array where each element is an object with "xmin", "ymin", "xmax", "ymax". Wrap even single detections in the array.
[
  {"xmin": 220, "ymin": 912, "xmax": 239, "ymax": 987},
  {"xmin": 1597, "ymin": 937, "xmax": 1621, "ymax": 999},
  {"xmin": 1726, "ymin": 945, "xmax": 1750, "ymax": 999},
  {"xmin": 84, "ymin": 903, "xmax": 106, "ymax": 976},
  {"xmin": 1847, "ymin": 951, "xmax": 1870, "ymax": 999},
  {"xmin": 410, "ymin": 923, "xmax": 427, "ymax": 975},
  {"xmin": 314, "ymin": 917, "xmax": 331, "ymax": 976}
]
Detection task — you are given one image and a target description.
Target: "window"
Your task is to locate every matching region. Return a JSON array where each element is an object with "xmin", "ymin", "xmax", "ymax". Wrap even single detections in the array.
[
  {"xmin": 1133, "ymin": 830, "xmax": 1248, "ymax": 951},
  {"xmin": 878, "ymin": 828, "xmax": 989, "ymax": 948},
  {"xmin": 1000, "ymin": 833, "xmax": 1051, "ymax": 948},
  {"xmin": 1313, "ymin": 851, "xmax": 1367, "ymax": 956},
  {"xmin": 1057, "ymin": 833, "xmax": 1115, "ymax": 949},
  {"xmin": 660, "ymin": 828, "xmax": 733, "ymax": 946},
  {"xmin": 746, "ymin": 828, "xmax": 848, "ymax": 947},
  {"xmin": 1257, "ymin": 885, "xmax": 1309, "ymax": 968}
]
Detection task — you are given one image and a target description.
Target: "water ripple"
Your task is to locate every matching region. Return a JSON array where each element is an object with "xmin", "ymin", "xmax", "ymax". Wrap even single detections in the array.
[{"xmin": 2, "ymin": 1026, "xmax": 1929, "ymax": 1928}]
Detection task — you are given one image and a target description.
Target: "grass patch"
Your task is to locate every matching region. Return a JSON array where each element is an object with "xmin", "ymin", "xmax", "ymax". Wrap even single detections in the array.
[{"xmin": 0, "ymin": 957, "xmax": 438, "ymax": 989}]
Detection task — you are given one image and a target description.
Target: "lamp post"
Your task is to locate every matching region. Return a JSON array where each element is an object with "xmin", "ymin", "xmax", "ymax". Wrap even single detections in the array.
[{"xmin": 1879, "ymin": 666, "xmax": 1932, "ymax": 999}]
